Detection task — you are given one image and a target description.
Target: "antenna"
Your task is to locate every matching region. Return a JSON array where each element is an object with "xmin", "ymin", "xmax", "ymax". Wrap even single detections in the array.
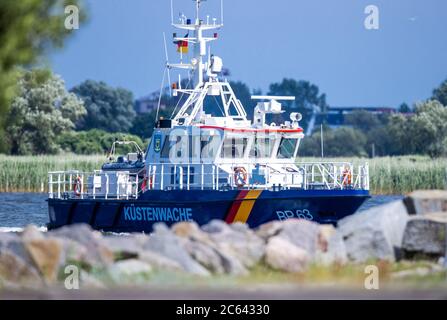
[
  {"xmin": 320, "ymin": 124, "xmax": 324, "ymax": 159},
  {"xmin": 170, "ymin": 0, "xmax": 174, "ymax": 24},
  {"xmin": 163, "ymin": 32, "xmax": 172, "ymax": 96},
  {"xmin": 221, "ymin": 0, "xmax": 224, "ymax": 25}
]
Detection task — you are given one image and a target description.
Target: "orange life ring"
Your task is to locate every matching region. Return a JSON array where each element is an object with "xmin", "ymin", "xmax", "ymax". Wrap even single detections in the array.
[
  {"xmin": 149, "ymin": 175, "xmax": 153, "ymax": 190},
  {"xmin": 234, "ymin": 167, "xmax": 248, "ymax": 187},
  {"xmin": 73, "ymin": 176, "xmax": 83, "ymax": 196},
  {"xmin": 342, "ymin": 169, "xmax": 352, "ymax": 186}
]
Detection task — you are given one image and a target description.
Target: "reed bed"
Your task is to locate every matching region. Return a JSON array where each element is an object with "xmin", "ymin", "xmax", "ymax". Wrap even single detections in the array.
[
  {"xmin": 0, "ymin": 154, "xmax": 104, "ymax": 193},
  {"xmin": 302, "ymin": 156, "xmax": 447, "ymax": 194},
  {"xmin": 0, "ymin": 154, "xmax": 445, "ymax": 194}
]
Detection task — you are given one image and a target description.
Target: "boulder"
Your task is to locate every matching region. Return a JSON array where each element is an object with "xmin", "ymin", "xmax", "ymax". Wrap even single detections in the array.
[
  {"xmin": 337, "ymin": 200, "xmax": 409, "ymax": 262},
  {"xmin": 201, "ymin": 220, "xmax": 265, "ymax": 268},
  {"xmin": 21, "ymin": 225, "xmax": 45, "ymax": 242},
  {"xmin": 0, "ymin": 250, "xmax": 42, "ymax": 286},
  {"xmin": 138, "ymin": 250, "xmax": 183, "ymax": 272},
  {"xmin": 107, "ymin": 259, "xmax": 152, "ymax": 284},
  {"xmin": 401, "ymin": 212, "xmax": 447, "ymax": 258},
  {"xmin": 264, "ymin": 236, "xmax": 309, "ymax": 273},
  {"xmin": 404, "ymin": 190, "xmax": 447, "ymax": 215},
  {"xmin": 180, "ymin": 239, "xmax": 226, "ymax": 274},
  {"xmin": 23, "ymin": 238, "xmax": 62, "ymax": 283},
  {"xmin": 314, "ymin": 225, "xmax": 348, "ymax": 265},
  {"xmin": 49, "ymin": 224, "xmax": 114, "ymax": 268},
  {"xmin": 142, "ymin": 223, "xmax": 210, "ymax": 276},
  {"xmin": 58, "ymin": 238, "xmax": 88, "ymax": 267},
  {"xmin": 102, "ymin": 234, "xmax": 149, "ymax": 260},
  {"xmin": 173, "ymin": 222, "xmax": 248, "ymax": 275},
  {"xmin": 256, "ymin": 219, "xmax": 321, "ymax": 257},
  {"xmin": 172, "ymin": 222, "xmax": 213, "ymax": 245}
]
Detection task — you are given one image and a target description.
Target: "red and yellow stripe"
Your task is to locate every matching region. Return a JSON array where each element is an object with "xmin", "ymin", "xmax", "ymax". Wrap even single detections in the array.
[{"xmin": 225, "ymin": 190, "xmax": 262, "ymax": 224}]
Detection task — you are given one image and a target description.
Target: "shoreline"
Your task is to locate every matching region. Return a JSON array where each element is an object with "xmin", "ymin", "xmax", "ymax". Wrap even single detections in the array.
[{"xmin": 0, "ymin": 155, "xmax": 446, "ymax": 195}]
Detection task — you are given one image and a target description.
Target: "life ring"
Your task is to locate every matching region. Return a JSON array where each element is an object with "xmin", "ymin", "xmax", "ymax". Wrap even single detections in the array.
[
  {"xmin": 141, "ymin": 175, "xmax": 153, "ymax": 191},
  {"xmin": 149, "ymin": 175, "xmax": 153, "ymax": 190},
  {"xmin": 342, "ymin": 168, "xmax": 352, "ymax": 186},
  {"xmin": 234, "ymin": 167, "xmax": 248, "ymax": 187},
  {"xmin": 73, "ymin": 176, "xmax": 83, "ymax": 196}
]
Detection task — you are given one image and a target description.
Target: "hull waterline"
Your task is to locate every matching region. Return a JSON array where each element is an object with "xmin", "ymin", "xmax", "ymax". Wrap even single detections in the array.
[{"xmin": 48, "ymin": 189, "xmax": 370, "ymax": 233}]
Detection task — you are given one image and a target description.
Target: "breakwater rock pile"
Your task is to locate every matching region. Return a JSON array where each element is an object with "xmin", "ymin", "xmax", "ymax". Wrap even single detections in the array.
[{"xmin": 0, "ymin": 190, "xmax": 446, "ymax": 289}]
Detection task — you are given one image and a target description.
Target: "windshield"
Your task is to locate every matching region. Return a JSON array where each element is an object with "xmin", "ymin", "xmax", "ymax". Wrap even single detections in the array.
[{"xmin": 277, "ymin": 138, "xmax": 298, "ymax": 159}]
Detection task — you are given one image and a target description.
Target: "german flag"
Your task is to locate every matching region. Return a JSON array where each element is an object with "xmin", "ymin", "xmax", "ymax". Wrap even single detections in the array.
[
  {"xmin": 225, "ymin": 190, "xmax": 263, "ymax": 224},
  {"xmin": 175, "ymin": 33, "xmax": 189, "ymax": 54}
]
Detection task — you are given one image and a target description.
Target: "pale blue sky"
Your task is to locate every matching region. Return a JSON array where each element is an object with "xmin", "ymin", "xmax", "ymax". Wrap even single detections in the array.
[{"xmin": 50, "ymin": 0, "xmax": 447, "ymax": 107}]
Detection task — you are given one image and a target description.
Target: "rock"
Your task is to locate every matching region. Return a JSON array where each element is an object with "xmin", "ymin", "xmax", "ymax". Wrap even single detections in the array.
[
  {"xmin": 107, "ymin": 259, "xmax": 152, "ymax": 284},
  {"xmin": 50, "ymin": 224, "xmax": 114, "ymax": 268},
  {"xmin": 138, "ymin": 250, "xmax": 183, "ymax": 272},
  {"xmin": 255, "ymin": 221, "xmax": 283, "ymax": 240},
  {"xmin": 315, "ymin": 229, "xmax": 348, "ymax": 265},
  {"xmin": 0, "ymin": 250, "xmax": 43, "ymax": 286},
  {"xmin": 256, "ymin": 219, "xmax": 320, "ymax": 257},
  {"xmin": 401, "ymin": 212, "xmax": 447, "ymax": 258},
  {"xmin": 264, "ymin": 236, "xmax": 309, "ymax": 273},
  {"xmin": 143, "ymin": 223, "xmax": 210, "ymax": 276},
  {"xmin": 23, "ymin": 238, "xmax": 62, "ymax": 283},
  {"xmin": 58, "ymin": 238, "xmax": 88, "ymax": 266},
  {"xmin": 201, "ymin": 220, "xmax": 265, "ymax": 269},
  {"xmin": 317, "ymin": 225, "xmax": 336, "ymax": 252},
  {"xmin": 173, "ymin": 222, "xmax": 248, "ymax": 275},
  {"xmin": 404, "ymin": 190, "xmax": 447, "ymax": 215},
  {"xmin": 102, "ymin": 234, "xmax": 148, "ymax": 259},
  {"xmin": 337, "ymin": 200, "xmax": 409, "ymax": 262},
  {"xmin": 21, "ymin": 225, "xmax": 45, "ymax": 242},
  {"xmin": 172, "ymin": 222, "xmax": 213, "ymax": 245},
  {"xmin": 181, "ymin": 239, "xmax": 225, "ymax": 274}
]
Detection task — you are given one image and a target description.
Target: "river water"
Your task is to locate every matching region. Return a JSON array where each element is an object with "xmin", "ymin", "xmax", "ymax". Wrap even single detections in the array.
[{"xmin": 0, "ymin": 193, "xmax": 404, "ymax": 231}]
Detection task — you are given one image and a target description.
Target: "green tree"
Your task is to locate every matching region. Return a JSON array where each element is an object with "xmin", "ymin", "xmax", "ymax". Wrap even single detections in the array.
[
  {"xmin": 5, "ymin": 69, "xmax": 86, "ymax": 155},
  {"xmin": 344, "ymin": 110, "xmax": 382, "ymax": 133},
  {"xmin": 411, "ymin": 100, "xmax": 447, "ymax": 157},
  {"xmin": 432, "ymin": 79, "xmax": 447, "ymax": 106},
  {"xmin": 71, "ymin": 80, "xmax": 136, "ymax": 133},
  {"xmin": 0, "ymin": 0, "xmax": 87, "ymax": 152},
  {"xmin": 229, "ymin": 81, "xmax": 256, "ymax": 119},
  {"xmin": 299, "ymin": 127, "xmax": 368, "ymax": 157},
  {"xmin": 398, "ymin": 102, "xmax": 411, "ymax": 113},
  {"xmin": 130, "ymin": 105, "xmax": 176, "ymax": 139},
  {"xmin": 268, "ymin": 79, "xmax": 328, "ymax": 130},
  {"xmin": 58, "ymin": 129, "xmax": 145, "ymax": 155}
]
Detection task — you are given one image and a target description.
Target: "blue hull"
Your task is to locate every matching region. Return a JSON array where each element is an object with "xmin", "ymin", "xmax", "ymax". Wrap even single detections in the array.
[{"xmin": 47, "ymin": 189, "xmax": 369, "ymax": 232}]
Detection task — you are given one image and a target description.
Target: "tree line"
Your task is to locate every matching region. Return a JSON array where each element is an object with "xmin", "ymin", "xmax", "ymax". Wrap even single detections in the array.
[
  {"xmin": 0, "ymin": 1, "xmax": 446, "ymax": 158},
  {"xmin": 1, "ymin": 67, "xmax": 447, "ymax": 157}
]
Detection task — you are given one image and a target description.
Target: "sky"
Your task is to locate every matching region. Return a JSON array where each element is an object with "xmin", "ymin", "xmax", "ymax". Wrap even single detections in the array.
[{"xmin": 49, "ymin": 0, "xmax": 447, "ymax": 108}]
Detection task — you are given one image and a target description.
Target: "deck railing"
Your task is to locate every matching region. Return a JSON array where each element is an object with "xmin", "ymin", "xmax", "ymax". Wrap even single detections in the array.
[
  {"xmin": 48, "ymin": 161, "xmax": 369, "ymax": 200},
  {"xmin": 48, "ymin": 170, "xmax": 141, "ymax": 200}
]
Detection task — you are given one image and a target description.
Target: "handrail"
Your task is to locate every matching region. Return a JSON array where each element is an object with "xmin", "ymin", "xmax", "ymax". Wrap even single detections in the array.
[{"xmin": 48, "ymin": 161, "xmax": 369, "ymax": 200}]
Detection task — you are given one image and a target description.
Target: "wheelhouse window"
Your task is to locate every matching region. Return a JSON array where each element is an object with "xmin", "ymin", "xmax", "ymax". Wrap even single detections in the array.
[
  {"xmin": 220, "ymin": 137, "xmax": 248, "ymax": 159},
  {"xmin": 249, "ymin": 137, "xmax": 276, "ymax": 158},
  {"xmin": 161, "ymin": 135, "xmax": 186, "ymax": 160},
  {"xmin": 201, "ymin": 135, "xmax": 219, "ymax": 159},
  {"xmin": 277, "ymin": 138, "xmax": 298, "ymax": 159}
]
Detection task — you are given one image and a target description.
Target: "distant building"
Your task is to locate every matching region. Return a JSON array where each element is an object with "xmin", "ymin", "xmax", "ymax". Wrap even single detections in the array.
[
  {"xmin": 317, "ymin": 105, "xmax": 396, "ymax": 128},
  {"xmin": 135, "ymin": 92, "xmax": 167, "ymax": 114}
]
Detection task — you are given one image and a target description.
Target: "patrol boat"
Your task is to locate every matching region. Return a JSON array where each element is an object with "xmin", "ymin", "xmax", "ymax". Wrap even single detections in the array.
[{"xmin": 47, "ymin": 0, "xmax": 370, "ymax": 232}]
